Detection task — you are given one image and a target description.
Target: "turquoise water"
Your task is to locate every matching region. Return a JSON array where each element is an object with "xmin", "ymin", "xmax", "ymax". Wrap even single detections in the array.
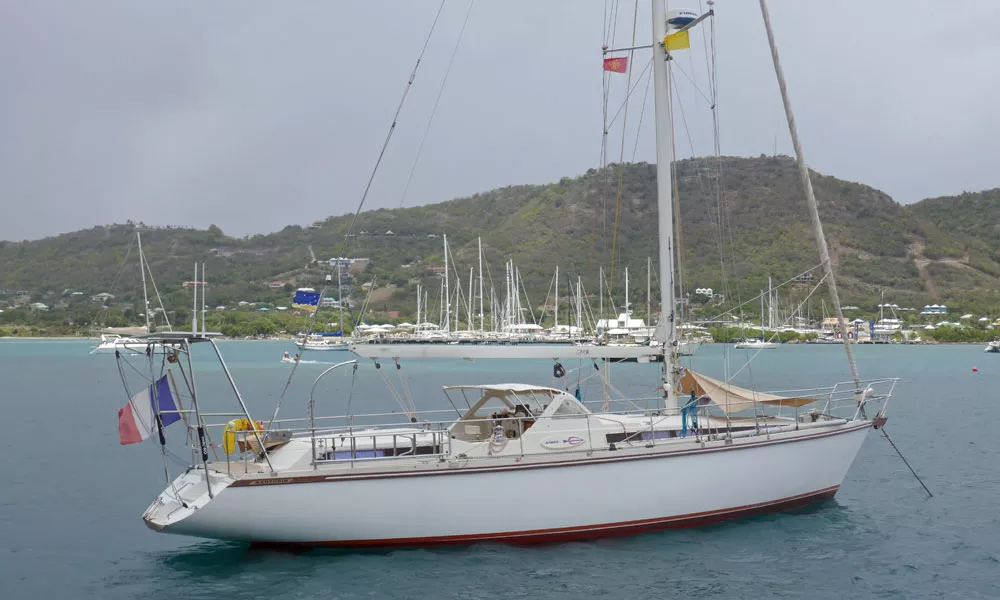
[{"xmin": 1, "ymin": 340, "xmax": 998, "ymax": 599}]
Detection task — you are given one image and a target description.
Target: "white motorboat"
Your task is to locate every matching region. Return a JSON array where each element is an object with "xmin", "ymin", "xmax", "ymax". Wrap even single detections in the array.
[
  {"xmin": 122, "ymin": 2, "xmax": 899, "ymax": 548},
  {"xmin": 734, "ymin": 338, "xmax": 779, "ymax": 350},
  {"xmin": 91, "ymin": 230, "xmax": 173, "ymax": 354},
  {"xmin": 985, "ymin": 340, "xmax": 1000, "ymax": 353},
  {"xmin": 91, "ymin": 333, "xmax": 154, "ymax": 354},
  {"xmin": 296, "ymin": 335, "xmax": 350, "ymax": 352}
]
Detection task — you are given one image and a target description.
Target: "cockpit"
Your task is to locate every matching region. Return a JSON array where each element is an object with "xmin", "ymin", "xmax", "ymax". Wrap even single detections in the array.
[{"xmin": 443, "ymin": 384, "xmax": 591, "ymax": 443}]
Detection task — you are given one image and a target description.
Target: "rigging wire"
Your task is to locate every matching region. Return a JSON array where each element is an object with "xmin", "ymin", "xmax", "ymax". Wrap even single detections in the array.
[
  {"xmin": 667, "ymin": 58, "xmax": 714, "ymax": 106},
  {"xmin": 142, "ymin": 249, "xmax": 172, "ymax": 331},
  {"xmin": 666, "ymin": 64, "xmax": 687, "ymax": 347},
  {"xmin": 337, "ymin": 0, "xmax": 448, "ymax": 256},
  {"xmin": 630, "ymin": 64, "xmax": 653, "ymax": 161},
  {"xmin": 398, "ymin": 0, "xmax": 476, "ymax": 208},
  {"xmin": 701, "ymin": 263, "xmax": 826, "ymax": 324},
  {"xmin": 271, "ymin": 2, "xmax": 449, "ymax": 427},
  {"xmin": 607, "ymin": 0, "xmax": 642, "ymax": 307},
  {"xmin": 605, "ymin": 57, "xmax": 654, "ymax": 129},
  {"xmin": 596, "ymin": 0, "xmax": 623, "ymax": 272},
  {"xmin": 758, "ymin": 0, "xmax": 861, "ymax": 387},
  {"xmin": 94, "ymin": 234, "xmax": 135, "ymax": 332}
]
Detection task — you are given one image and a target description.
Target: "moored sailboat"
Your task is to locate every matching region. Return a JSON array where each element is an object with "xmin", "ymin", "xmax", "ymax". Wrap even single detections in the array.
[
  {"xmin": 124, "ymin": 1, "xmax": 898, "ymax": 547},
  {"xmin": 91, "ymin": 231, "xmax": 172, "ymax": 354}
]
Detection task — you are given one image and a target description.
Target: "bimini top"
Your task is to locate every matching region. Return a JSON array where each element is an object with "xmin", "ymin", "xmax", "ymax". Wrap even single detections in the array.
[{"xmin": 443, "ymin": 383, "xmax": 589, "ymax": 421}]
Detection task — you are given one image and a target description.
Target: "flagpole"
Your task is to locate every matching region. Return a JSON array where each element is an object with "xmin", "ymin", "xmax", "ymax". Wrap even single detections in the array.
[{"xmin": 182, "ymin": 338, "xmax": 214, "ymax": 497}]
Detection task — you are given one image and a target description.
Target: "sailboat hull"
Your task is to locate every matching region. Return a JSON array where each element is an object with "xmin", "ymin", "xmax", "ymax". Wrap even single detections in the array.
[
  {"xmin": 349, "ymin": 342, "xmax": 660, "ymax": 360},
  {"xmin": 296, "ymin": 342, "xmax": 350, "ymax": 351},
  {"xmin": 146, "ymin": 421, "xmax": 870, "ymax": 546},
  {"xmin": 92, "ymin": 340, "xmax": 169, "ymax": 354}
]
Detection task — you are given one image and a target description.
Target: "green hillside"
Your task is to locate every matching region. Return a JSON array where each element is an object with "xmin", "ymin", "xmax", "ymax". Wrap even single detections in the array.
[{"xmin": 2, "ymin": 156, "xmax": 1000, "ymax": 335}]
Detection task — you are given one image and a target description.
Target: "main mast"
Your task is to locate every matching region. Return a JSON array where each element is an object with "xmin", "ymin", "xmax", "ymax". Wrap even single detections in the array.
[
  {"xmin": 478, "ymin": 237, "xmax": 484, "ymax": 334},
  {"xmin": 137, "ymin": 231, "xmax": 151, "ymax": 333},
  {"xmin": 647, "ymin": 256, "xmax": 651, "ymax": 326},
  {"xmin": 554, "ymin": 266, "xmax": 559, "ymax": 329},
  {"xmin": 624, "ymin": 267, "xmax": 629, "ymax": 315},
  {"xmin": 651, "ymin": 0, "xmax": 678, "ymax": 410},
  {"xmin": 337, "ymin": 261, "xmax": 344, "ymax": 335},
  {"xmin": 443, "ymin": 234, "xmax": 450, "ymax": 335}
]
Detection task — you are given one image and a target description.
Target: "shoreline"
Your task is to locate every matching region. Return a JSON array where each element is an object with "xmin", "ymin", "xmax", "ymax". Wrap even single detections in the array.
[
  {"xmin": 0, "ymin": 335, "xmax": 297, "ymax": 341},
  {"xmin": 0, "ymin": 336, "xmax": 991, "ymax": 346}
]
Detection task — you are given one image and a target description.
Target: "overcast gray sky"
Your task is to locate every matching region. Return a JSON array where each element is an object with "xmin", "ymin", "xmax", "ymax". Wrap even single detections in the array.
[{"xmin": 2, "ymin": 1, "xmax": 998, "ymax": 242}]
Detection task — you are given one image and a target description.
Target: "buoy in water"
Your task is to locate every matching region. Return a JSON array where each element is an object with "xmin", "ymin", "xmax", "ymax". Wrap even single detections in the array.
[{"xmin": 972, "ymin": 366, "xmax": 978, "ymax": 372}]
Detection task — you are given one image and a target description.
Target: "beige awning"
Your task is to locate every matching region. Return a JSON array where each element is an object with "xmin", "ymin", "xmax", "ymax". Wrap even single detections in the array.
[{"xmin": 679, "ymin": 370, "xmax": 818, "ymax": 415}]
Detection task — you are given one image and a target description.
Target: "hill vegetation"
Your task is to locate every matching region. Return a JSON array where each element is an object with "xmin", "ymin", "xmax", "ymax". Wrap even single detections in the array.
[{"xmin": 2, "ymin": 156, "xmax": 1000, "ymax": 336}]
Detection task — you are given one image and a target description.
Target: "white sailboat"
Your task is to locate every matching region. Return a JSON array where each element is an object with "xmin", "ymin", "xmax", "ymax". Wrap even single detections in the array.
[
  {"xmin": 348, "ymin": 237, "xmax": 651, "ymax": 359},
  {"xmin": 985, "ymin": 339, "xmax": 999, "ymax": 353},
  {"xmin": 734, "ymin": 281, "xmax": 778, "ymax": 349},
  {"xmin": 91, "ymin": 231, "xmax": 171, "ymax": 354},
  {"xmin": 295, "ymin": 263, "xmax": 349, "ymax": 352},
  {"xmin": 733, "ymin": 338, "xmax": 778, "ymax": 350},
  {"xmin": 129, "ymin": 2, "xmax": 897, "ymax": 547},
  {"xmin": 873, "ymin": 291, "xmax": 905, "ymax": 342}
]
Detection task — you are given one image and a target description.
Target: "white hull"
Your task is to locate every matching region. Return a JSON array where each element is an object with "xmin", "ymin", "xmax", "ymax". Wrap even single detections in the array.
[
  {"xmin": 734, "ymin": 340, "xmax": 778, "ymax": 350},
  {"xmin": 145, "ymin": 421, "xmax": 870, "ymax": 546},
  {"xmin": 985, "ymin": 341, "xmax": 1000, "ymax": 353},
  {"xmin": 296, "ymin": 341, "xmax": 350, "ymax": 351},
  {"xmin": 349, "ymin": 342, "xmax": 660, "ymax": 360},
  {"xmin": 91, "ymin": 339, "xmax": 164, "ymax": 354},
  {"xmin": 677, "ymin": 340, "xmax": 700, "ymax": 356}
]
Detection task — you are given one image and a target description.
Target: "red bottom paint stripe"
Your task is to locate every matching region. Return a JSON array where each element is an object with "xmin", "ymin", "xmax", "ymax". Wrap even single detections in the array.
[{"xmin": 252, "ymin": 485, "xmax": 840, "ymax": 549}]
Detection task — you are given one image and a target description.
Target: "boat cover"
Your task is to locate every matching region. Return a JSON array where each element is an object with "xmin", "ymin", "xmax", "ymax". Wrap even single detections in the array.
[{"xmin": 679, "ymin": 370, "xmax": 818, "ymax": 415}]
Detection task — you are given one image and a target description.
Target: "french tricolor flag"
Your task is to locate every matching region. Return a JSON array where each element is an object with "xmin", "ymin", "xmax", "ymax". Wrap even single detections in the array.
[{"xmin": 118, "ymin": 375, "xmax": 181, "ymax": 445}]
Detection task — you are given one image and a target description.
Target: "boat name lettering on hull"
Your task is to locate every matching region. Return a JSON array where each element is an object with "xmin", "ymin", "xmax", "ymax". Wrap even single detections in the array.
[{"xmin": 246, "ymin": 478, "xmax": 296, "ymax": 486}]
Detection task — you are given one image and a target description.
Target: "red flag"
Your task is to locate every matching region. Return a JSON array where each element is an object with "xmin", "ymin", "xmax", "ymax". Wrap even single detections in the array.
[{"xmin": 603, "ymin": 57, "xmax": 627, "ymax": 73}]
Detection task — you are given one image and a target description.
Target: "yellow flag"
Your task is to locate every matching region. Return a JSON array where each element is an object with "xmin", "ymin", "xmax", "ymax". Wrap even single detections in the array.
[{"xmin": 664, "ymin": 30, "xmax": 690, "ymax": 51}]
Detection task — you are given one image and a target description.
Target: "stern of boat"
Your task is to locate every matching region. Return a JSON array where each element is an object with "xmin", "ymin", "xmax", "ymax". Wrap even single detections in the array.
[{"xmin": 142, "ymin": 468, "xmax": 235, "ymax": 533}]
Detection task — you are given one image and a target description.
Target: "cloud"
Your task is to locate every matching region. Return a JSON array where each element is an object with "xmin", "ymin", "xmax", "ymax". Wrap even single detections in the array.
[{"xmin": 1, "ymin": 0, "xmax": 998, "ymax": 241}]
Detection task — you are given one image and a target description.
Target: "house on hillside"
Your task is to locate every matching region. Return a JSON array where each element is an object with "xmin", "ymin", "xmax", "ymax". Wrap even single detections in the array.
[
  {"xmin": 91, "ymin": 292, "xmax": 115, "ymax": 302},
  {"xmin": 821, "ymin": 317, "xmax": 866, "ymax": 340},
  {"xmin": 29, "ymin": 302, "xmax": 49, "ymax": 312},
  {"xmin": 268, "ymin": 281, "xmax": 287, "ymax": 289}
]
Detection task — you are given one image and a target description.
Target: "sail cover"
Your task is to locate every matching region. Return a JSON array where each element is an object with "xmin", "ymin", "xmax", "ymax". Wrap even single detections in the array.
[{"xmin": 679, "ymin": 370, "xmax": 818, "ymax": 415}]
